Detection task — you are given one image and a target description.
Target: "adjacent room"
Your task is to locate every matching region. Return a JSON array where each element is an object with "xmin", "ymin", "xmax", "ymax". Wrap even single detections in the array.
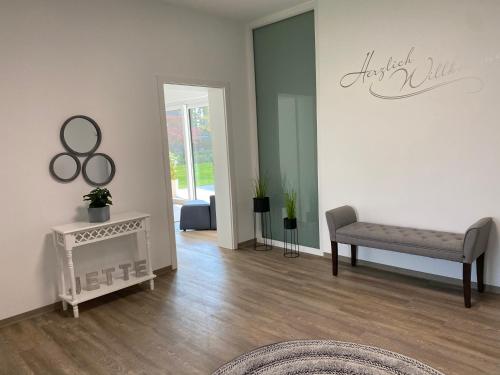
[
  {"xmin": 1, "ymin": 0, "xmax": 499, "ymax": 374},
  {"xmin": 164, "ymin": 84, "xmax": 217, "ymax": 232}
]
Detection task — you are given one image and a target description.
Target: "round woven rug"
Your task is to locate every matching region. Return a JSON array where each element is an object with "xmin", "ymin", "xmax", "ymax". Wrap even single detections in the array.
[{"xmin": 212, "ymin": 340, "xmax": 445, "ymax": 375}]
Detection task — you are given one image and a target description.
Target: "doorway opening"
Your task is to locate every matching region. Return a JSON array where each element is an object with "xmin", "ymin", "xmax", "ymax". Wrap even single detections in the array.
[
  {"xmin": 165, "ymin": 85, "xmax": 214, "ymax": 236},
  {"xmin": 159, "ymin": 80, "xmax": 237, "ymax": 260},
  {"xmin": 166, "ymin": 86, "xmax": 215, "ymax": 204}
]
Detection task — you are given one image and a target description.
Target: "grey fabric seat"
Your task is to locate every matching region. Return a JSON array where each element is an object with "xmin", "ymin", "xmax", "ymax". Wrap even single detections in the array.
[
  {"xmin": 325, "ymin": 205, "xmax": 493, "ymax": 308},
  {"xmin": 179, "ymin": 195, "xmax": 216, "ymax": 231},
  {"xmin": 336, "ymin": 222, "xmax": 464, "ymax": 262}
]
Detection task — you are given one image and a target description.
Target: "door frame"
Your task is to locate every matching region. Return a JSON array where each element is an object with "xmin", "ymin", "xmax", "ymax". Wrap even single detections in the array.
[{"xmin": 156, "ymin": 76, "xmax": 239, "ymax": 267}]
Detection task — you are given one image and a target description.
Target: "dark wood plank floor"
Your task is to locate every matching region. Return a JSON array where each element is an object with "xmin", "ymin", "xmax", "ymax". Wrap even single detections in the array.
[{"xmin": 1, "ymin": 230, "xmax": 499, "ymax": 374}]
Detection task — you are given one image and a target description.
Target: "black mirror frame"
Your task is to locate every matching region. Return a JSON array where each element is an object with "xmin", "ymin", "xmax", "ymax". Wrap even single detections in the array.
[
  {"xmin": 60, "ymin": 115, "xmax": 102, "ymax": 156},
  {"xmin": 49, "ymin": 152, "xmax": 81, "ymax": 183},
  {"xmin": 82, "ymin": 153, "xmax": 116, "ymax": 186}
]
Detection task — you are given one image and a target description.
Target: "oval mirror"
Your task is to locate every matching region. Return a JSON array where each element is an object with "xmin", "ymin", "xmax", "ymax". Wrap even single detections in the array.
[
  {"xmin": 49, "ymin": 153, "xmax": 81, "ymax": 182},
  {"xmin": 82, "ymin": 153, "xmax": 116, "ymax": 186},
  {"xmin": 60, "ymin": 115, "xmax": 101, "ymax": 156}
]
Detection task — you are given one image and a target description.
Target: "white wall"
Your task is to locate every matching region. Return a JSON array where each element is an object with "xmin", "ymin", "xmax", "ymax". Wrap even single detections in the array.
[
  {"xmin": 316, "ymin": 0, "xmax": 500, "ymax": 286},
  {"xmin": 0, "ymin": 0, "xmax": 254, "ymax": 320},
  {"xmin": 208, "ymin": 87, "xmax": 238, "ymax": 249}
]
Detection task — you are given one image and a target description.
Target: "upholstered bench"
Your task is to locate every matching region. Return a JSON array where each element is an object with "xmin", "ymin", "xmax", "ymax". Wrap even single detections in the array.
[{"xmin": 325, "ymin": 206, "xmax": 492, "ymax": 307}]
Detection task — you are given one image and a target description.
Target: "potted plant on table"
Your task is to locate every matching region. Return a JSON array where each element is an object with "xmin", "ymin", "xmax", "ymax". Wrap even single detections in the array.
[
  {"xmin": 283, "ymin": 189, "xmax": 297, "ymax": 229},
  {"xmin": 253, "ymin": 176, "xmax": 270, "ymax": 213},
  {"xmin": 83, "ymin": 187, "xmax": 113, "ymax": 223}
]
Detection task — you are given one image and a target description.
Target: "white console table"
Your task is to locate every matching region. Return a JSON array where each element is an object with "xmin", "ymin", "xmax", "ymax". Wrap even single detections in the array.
[{"xmin": 52, "ymin": 211, "xmax": 155, "ymax": 318}]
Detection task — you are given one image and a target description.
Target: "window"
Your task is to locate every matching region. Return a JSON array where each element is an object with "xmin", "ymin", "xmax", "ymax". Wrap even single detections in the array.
[
  {"xmin": 166, "ymin": 103, "xmax": 215, "ymax": 202},
  {"xmin": 189, "ymin": 106, "xmax": 215, "ymax": 201}
]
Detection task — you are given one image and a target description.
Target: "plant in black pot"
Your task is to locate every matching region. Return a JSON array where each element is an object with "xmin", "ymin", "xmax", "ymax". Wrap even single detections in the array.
[
  {"xmin": 283, "ymin": 189, "xmax": 297, "ymax": 229},
  {"xmin": 253, "ymin": 177, "xmax": 270, "ymax": 213},
  {"xmin": 83, "ymin": 187, "xmax": 112, "ymax": 223}
]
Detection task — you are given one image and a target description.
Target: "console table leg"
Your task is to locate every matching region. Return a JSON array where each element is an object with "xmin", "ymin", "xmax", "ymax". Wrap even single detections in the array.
[
  {"xmin": 144, "ymin": 217, "xmax": 154, "ymax": 280},
  {"xmin": 65, "ymin": 243, "xmax": 78, "ymax": 317},
  {"xmin": 73, "ymin": 305, "xmax": 79, "ymax": 318},
  {"xmin": 149, "ymin": 279, "xmax": 155, "ymax": 290},
  {"xmin": 53, "ymin": 233, "xmax": 67, "ymax": 311}
]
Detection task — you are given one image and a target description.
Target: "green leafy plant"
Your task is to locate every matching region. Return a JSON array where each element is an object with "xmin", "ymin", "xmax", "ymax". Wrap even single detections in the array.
[
  {"xmin": 83, "ymin": 188, "xmax": 113, "ymax": 208},
  {"xmin": 253, "ymin": 176, "xmax": 267, "ymax": 198},
  {"xmin": 284, "ymin": 189, "xmax": 297, "ymax": 219},
  {"xmin": 169, "ymin": 152, "xmax": 178, "ymax": 181}
]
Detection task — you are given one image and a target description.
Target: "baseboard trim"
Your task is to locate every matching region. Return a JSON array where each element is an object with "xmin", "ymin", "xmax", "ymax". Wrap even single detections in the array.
[
  {"xmin": 154, "ymin": 265, "xmax": 173, "ymax": 276},
  {"xmin": 240, "ymin": 237, "xmax": 323, "ymax": 256},
  {"xmin": 238, "ymin": 239, "xmax": 255, "ymax": 248},
  {"xmin": 0, "ymin": 265, "xmax": 174, "ymax": 328},
  {"xmin": 0, "ymin": 302, "xmax": 61, "ymax": 329},
  {"xmin": 257, "ymin": 237, "xmax": 323, "ymax": 256},
  {"xmin": 323, "ymin": 252, "xmax": 500, "ymax": 294}
]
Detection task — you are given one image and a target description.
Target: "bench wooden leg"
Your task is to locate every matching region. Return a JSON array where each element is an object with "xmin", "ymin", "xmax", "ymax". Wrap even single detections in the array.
[
  {"xmin": 477, "ymin": 253, "xmax": 485, "ymax": 293},
  {"xmin": 463, "ymin": 263, "xmax": 472, "ymax": 308},
  {"xmin": 351, "ymin": 245, "xmax": 357, "ymax": 266},
  {"xmin": 331, "ymin": 241, "xmax": 338, "ymax": 276}
]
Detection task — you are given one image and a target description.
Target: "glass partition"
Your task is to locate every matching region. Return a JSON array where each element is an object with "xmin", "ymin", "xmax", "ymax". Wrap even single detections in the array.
[
  {"xmin": 253, "ymin": 11, "xmax": 319, "ymax": 248},
  {"xmin": 166, "ymin": 108, "xmax": 189, "ymax": 200},
  {"xmin": 189, "ymin": 106, "xmax": 215, "ymax": 201}
]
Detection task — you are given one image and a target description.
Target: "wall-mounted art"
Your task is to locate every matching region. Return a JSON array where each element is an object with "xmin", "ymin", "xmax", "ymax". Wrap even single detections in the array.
[
  {"xmin": 49, "ymin": 115, "xmax": 116, "ymax": 186},
  {"xmin": 339, "ymin": 47, "xmax": 484, "ymax": 100}
]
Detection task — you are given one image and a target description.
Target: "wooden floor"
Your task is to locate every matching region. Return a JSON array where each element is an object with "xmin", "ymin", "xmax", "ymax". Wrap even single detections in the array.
[{"xmin": 1, "ymin": 230, "xmax": 500, "ymax": 374}]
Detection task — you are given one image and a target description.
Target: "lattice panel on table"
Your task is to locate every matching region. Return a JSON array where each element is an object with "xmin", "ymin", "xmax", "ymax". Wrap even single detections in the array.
[
  {"xmin": 74, "ymin": 219, "xmax": 143, "ymax": 244},
  {"xmin": 56, "ymin": 232, "xmax": 65, "ymax": 245}
]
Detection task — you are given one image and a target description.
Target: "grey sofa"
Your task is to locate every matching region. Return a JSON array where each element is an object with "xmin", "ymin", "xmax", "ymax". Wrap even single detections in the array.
[
  {"xmin": 180, "ymin": 195, "xmax": 216, "ymax": 231},
  {"xmin": 325, "ymin": 206, "xmax": 492, "ymax": 308}
]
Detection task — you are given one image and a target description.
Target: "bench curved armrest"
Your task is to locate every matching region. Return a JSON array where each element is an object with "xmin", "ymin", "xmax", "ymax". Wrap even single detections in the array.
[
  {"xmin": 463, "ymin": 217, "xmax": 492, "ymax": 263},
  {"xmin": 325, "ymin": 206, "xmax": 357, "ymax": 242}
]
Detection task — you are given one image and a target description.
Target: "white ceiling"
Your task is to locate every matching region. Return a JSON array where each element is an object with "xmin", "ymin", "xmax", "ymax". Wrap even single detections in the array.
[{"xmin": 162, "ymin": 0, "xmax": 309, "ymax": 21}]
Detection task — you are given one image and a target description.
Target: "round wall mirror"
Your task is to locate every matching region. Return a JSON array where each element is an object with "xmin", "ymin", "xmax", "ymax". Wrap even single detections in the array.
[
  {"xmin": 82, "ymin": 153, "xmax": 116, "ymax": 186},
  {"xmin": 60, "ymin": 115, "xmax": 101, "ymax": 156},
  {"xmin": 49, "ymin": 153, "xmax": 81, "ymax": 182}
]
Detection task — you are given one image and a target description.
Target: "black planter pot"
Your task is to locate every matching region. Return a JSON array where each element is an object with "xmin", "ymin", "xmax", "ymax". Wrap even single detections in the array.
[
  {"xmin": 283, "ymin": 217, "xmax": 297, "ymax": 230},
  {"xmin": 253, "ymin": 197, "xmax": 270, "ymax": 213}
]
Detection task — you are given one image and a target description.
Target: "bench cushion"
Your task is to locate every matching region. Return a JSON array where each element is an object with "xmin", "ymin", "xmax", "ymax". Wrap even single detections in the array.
[{"xmin": 336, "ymin": 222, "xmax": 464, "ymax": 262}]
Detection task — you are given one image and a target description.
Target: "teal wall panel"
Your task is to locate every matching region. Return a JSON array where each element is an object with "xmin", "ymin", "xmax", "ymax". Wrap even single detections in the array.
[{"xmin": 253, "ymin": 11, "xmax": 319, "ymax": 248}]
